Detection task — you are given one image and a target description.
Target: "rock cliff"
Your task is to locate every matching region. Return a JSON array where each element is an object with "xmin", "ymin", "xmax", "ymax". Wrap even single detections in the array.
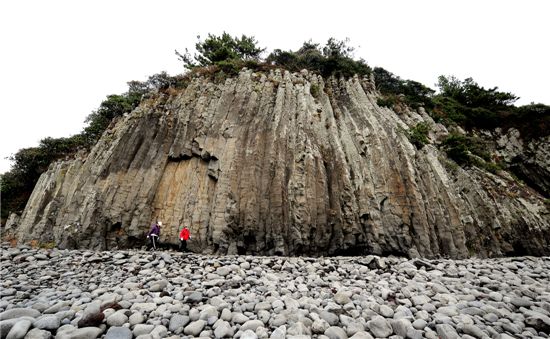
[{"xmin": 5, "ymin": 69, "xmax": 550, "ymax": 257}]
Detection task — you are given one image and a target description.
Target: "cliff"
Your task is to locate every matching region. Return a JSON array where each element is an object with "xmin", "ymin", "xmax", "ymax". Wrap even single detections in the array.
[{"xmin": 5, "ymin": 69, "xmax": 550, "ymax": 257}]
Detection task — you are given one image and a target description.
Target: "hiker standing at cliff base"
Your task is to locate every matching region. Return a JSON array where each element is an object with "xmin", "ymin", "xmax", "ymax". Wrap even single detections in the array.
[
  {"xmin": 179, "ymin": 226, "xmax": 190, "ymax": 252},
  {"xmin": 147, "ymin": 221, "xmax": 161, "ymax": 250}
]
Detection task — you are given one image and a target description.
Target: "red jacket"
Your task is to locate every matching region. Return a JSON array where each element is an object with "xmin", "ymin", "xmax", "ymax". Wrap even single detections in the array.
[{"xmin": 179, "ymin": 228, "xmax": 190, "ymax": 240}]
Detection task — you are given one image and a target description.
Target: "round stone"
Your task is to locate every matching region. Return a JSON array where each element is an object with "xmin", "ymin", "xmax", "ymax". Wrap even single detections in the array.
[
  {"xmin": 33, "ymin": 315, "xmax": 60, "ymax": 330},
  {"xmin": 6, "ymin": 319, "xmax": 33, "ymax": 339},
  {"xmin": 184, "ymin": 320, "xmax": 206, "ymax": 336},
  {"xmin": 106, "ymin": 311, "xmax": 128, "ymax": 326},
  {"xmin": 105, "ymin": 326, "xmax": 132, "ymax": 339},
  {"xmin": 367, "ymin": 316, "xmax": 392, "ymax": 338},
  {"xmin": 324, "ymin": 326, "xmax": 348, "ymax": 339},
  {"xmin": 412, "ymin": 319, "xmax": 427, "ymax": 330}
]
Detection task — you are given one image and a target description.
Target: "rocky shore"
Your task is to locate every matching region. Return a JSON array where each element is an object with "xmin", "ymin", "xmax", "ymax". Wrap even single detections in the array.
[{"xmin": 1, "ymin": 245, "xmax": 549, "ymax": 339}]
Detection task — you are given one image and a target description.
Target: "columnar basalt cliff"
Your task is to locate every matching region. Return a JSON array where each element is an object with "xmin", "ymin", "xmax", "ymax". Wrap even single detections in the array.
[{"xmin": 5, "ymin": 70, "xmax": 550, "ymax": 257}]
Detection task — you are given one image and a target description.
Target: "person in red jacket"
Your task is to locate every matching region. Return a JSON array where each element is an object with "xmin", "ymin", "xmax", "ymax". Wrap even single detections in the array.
[{"xmin": 179, "ymin": 226, "xmax": 190, "ymax": 252}]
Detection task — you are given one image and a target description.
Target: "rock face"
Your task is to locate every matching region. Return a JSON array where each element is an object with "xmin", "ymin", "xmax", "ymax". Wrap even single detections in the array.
[
  {"xmin": 5, "ymin": 69, "xmax": 550, "ymax": 257},
  {"xmin": 494, "ymin": 128, "xmax": 550, "ymax": 197}
]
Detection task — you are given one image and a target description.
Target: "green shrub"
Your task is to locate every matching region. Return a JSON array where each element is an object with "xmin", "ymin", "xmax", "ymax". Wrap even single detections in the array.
[
  {"xmin": 436, "ymin": 75, "xmax": 518, "ymax": 108},
  {"xmin": 373, "ymin": 67, "xmax": 434, "ymax": 109},
  {"xmin": 431, "ymin": 75, "xmax": 532, "ymax": 132},
  {"xmin": 377, "ymin": 95, "xmax": 398, "ymax": 108},
  {"xmin": 441, "ymin": 133, "xmax": 497, "ymax": 172},
  {"xmin": 176, "ymin": 33, "xmax": 264, "ymax": 70},
  {"xmin": 507, "ymin": 103, "xmax": 550, "ymax": 139},
  {"xmin": 408, "ymin": 122, "xmax": 431, "ymax": 149},
  {"xmin": 430, "ymin": 96, "xmax": 466, "ymax": 125},
  {"xmin": 310, "ymin": 84, "xmax": 320, "ymax": 98},
  {"xmin": 441, "ymin": 133, "xmax": 476, "ymax": 166},
  {"xmin": 480, "ymin": 161, "xmax": 502, "ymax": 174},
  {"xmin": 267, "ymin": 38, "xmax": 372, "ymax": 78}
]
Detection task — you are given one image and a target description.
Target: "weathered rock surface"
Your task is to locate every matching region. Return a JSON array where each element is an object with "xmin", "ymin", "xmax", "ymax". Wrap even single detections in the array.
[
  {"xmin": 494, "ymin": 128, "xmax": 550, "ymax": 197},
  {"xmin": 5, "ymin": 70, "xmax": 550, "ymax": 257}
]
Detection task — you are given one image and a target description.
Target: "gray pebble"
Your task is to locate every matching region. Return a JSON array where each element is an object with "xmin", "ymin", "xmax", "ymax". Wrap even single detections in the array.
[
  {"xmin": 186, "ymin": 292, "xmax": 203, "ymax": 303},
  {"xmin": 105, "ymin": 326, "xmax": 132, "ymax": 339},
  {"xmin": 128, "ymin": 312, "xmax": 145, "ymax": 326},
  {"xmin": 461, "ymin": 324, "xmax": 488, "ymax": 338},
  {"xmin": 334, "ymin": 292, "xmax": 352, "ymax": 305},
  {"xmin": 391, "ymin": 318, "xmax": 412, "ymax": 337},
  {"xmin": 6, "ymin": 318, "xmax": 33, "ymax": 339},
  {"xmin": 319, "ymin": 311, "xmax": 339, "ymax": 326},
  {"xmin": 150, "ymin": 325, "xmax": 167, "ymax": 338},
  {"xmin": 231, "ymin": 312, "xmax": 249, "ymax": 324},
  {"xmin": 0, "ymin": 309, "xmax": 41, "ymax": 321},
  {"xmin": 241, "ymin": 319, "xmax": 264, "ymax": 332},
  {"xmin": 1, "ymin": 317, "xmax": 35, "ymax": 336},
  {"xmin": 240, "ymin": 329, "xmax": 258, "ymax": 339},
  {"xmin": 55, "ymin": 326, "xmax": 103, "ymax": 339},
  {"xmin": 324, "ymin": 326, "xmax": 348, "ymax": 339},
  {"xmin": 436, "ymin": 324, "xmax": 460, "ymax": 339},
  {"xmin": 132, "ymin": 324, "xmax": 154, "ymax": 336},
  {"xmin": 33, "ymin": 315, "xmax": 60, "ymax": 331},
  {"xmin": 106, "ymin": 311, "xmax": 128, "ymax": 327},
  {"xmin": 377, "ymin": 305, "xmax": 394, "ymax": 318},
  {"xmin": 367, "ymin": 316, "xmax": 393, "ymax": 338},
  {"xmin": 213, "ymin": 320, "xmax": 233, "ymax": 338},
  {"xmin": 184, "ymin": 320, "xmax": 206, "ymax": 336},
  {"xmin": 23, "ymin": 328, "xmax": 52, "ymax": 339},
  {"xmin": 348, "ymin": 332, "xmax": 373, "ymax": 339},
  {"xmin": 168, "ymin": 314, "xmax": 189, "ymax": 333}
]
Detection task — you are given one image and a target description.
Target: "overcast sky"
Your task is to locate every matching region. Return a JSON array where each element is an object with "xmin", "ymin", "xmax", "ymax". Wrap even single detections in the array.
[{"xmin": 1, "ymin": 0, "xmax": 549, "ymax": 174}]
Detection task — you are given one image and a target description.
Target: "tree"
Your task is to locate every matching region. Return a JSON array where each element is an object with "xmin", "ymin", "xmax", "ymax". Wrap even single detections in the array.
[
  {"xmin": 266, "ymin": 38, "xmax": 371, "ymax": 78},
  {"xmin": 374, "ymin": 67, "xmax": 434, "ymax": 108},
  {"xmin": 176, "ymin": 33, "xmax": 265, "ymax": 69},
  {"xmin": 436, "ymin": 75, "xmax": 518, "ymax": 109},
  {"xmin": 433, "ymin": 76, "xmax": 521, "ymax": 129}
]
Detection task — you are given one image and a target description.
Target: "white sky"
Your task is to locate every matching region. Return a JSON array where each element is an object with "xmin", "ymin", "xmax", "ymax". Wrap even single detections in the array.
[{"xmin": 1, "ymin": 0, "xmax": 549, "ymax": 174}]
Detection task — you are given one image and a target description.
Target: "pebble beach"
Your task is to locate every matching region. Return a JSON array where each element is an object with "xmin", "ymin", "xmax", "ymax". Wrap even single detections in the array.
[{"xmin": 1, "ymin": 245, "xmax": 550, "ymax": 339}]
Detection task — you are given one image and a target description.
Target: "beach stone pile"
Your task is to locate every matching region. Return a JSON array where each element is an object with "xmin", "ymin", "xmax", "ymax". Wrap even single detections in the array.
[{"xmin": 1, "ymin": 245, "xmax": 550, "ymax": 339}]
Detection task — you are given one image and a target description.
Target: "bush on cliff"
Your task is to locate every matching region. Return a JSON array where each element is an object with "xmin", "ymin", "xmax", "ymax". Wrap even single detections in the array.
[
  {"xmin": 373, "ymin": 67, "xmax": 435, "ymax": 109},
  {"xmin": 177, "ymin": 33, "xmax": 264, "ymax": 68},
  {"xmin": 176, "ymin": 33, "xmax": 265, "ymax": 77},
  {"xmin": 440, "ymin": 133, "xmax": 497, "ymax": 171},
  {"xmin": 267, "ymin": 38, "xmax": 371, "ymax": 78},
  {"xmin": 431, "ymin": 75, "xmax": 550, "ymax": 139},
  {"xmin": 408, "ymin": 122, "xmax": 431, "ymax": 149}
]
